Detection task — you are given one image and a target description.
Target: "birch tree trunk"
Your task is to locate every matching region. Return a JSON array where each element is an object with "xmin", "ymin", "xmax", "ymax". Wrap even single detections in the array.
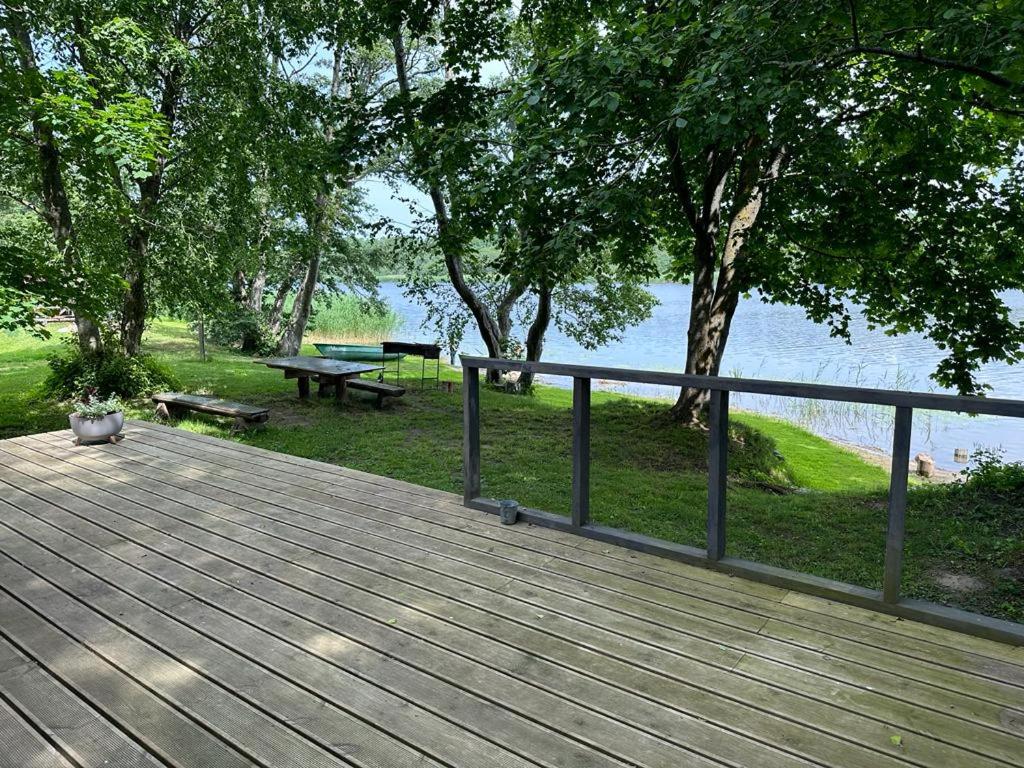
[{"xmin": 276, "ymin": 220, "xmax": 323, "ymax": 355}]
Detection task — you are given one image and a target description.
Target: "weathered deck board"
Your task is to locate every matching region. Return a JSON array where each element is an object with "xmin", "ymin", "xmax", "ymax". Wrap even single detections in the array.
[
  {"xmin": 116, "ymin": 422, "xmax": 1024, "ymax": 667},
  {"xmin": 8, "ymin": 434, "xmax": 1024, "ymax": 765},
  {"xmin": 0, "ymin": 696, "xmax": 75, "ymax": 768},
  {"xmin": 0, "ymin": 634, "xmax": 165, "ymax": 768},
  {"xmin": 0, "ymin": 423, "xmax": 1021, "ymax": 768},
  {"xmin": 43, "ymin": 430, "xmax": 1023, "ymax": 706}
]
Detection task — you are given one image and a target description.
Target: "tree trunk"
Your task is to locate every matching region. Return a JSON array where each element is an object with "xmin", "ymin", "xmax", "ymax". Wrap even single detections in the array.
[
  {"xmin": 237, "ymin": 266, "xmax": 268, "ymax": 352},
  {"xmin": 197, "ymin": 310, "xmax": 207, "ymax": 361},
  {"xmin": 519, "ymin": 283, "xmax": 552, "ymax": 389},
  {"xmin": 114, "ymin": 48, "xmax": 179, "ymax": 357},
  {"xmin": 495, "ymin": 278, "xmax": 528, "ymax": 354},
  {"xmin": 276, "ymin": 240, "xmax": 321, "ymax": 355},
  {"xmin": 244, "ymin": 269, "xmax": 267, "ymax": 313},
  {"xmin": 267, "ymin": 271, "xmax": 295, "ymax": 337},
  {"xmin": 6, "ymin": 12, "xmax": 102, "ymax": 353},
  {"xmin": 669, "ymin": 143, "xmax": 787, "ymax": 424},
  {"xmin": 119, "ymin": 226, "xmax": 149, "ymax": 355},
  {"xmin": 391, "ymin": 28, "xmax": 504, "ymax": 382},
  {"xmin": 275, "ymin": 48, "xmax": 345, "ymax": 356},
  {"xmin": 74, "ymin": 316, "xmax": 103, "ymax": 352},
  {"xmin": 670, "ymin": 237, "xmax": 721, "ymax": 423}
]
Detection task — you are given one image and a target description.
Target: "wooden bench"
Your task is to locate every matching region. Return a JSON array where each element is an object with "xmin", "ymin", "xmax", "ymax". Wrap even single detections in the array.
[
  {"xmin": 152, "ymin": 393, "xmax": 269, "ymax": 431},
  {"xmin": 346, "ymin": 379, "xmax": 406, "ymax": 409}
]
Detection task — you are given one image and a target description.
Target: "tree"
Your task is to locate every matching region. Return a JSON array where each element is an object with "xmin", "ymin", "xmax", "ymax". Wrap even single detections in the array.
[
  {"xmin": 273, "ymin": 42, "xmax": 386, "ymax": 355},
  {"xmin": 386, "ymin": 7, "xmax": 511, "ymax": 378},
  {"xmin": 0, "ymin": 3, "xmax": 164, "ymax": 350},
  {"xmin": 384, "ymin": 0, "xmax": 654, "ymax": 383},
  {"xmin": 1, "ymin": 2, "xmax": 342, "ymax": 357},
  {"xmin": 525, "ymin": 0, "xmax": 1024, "ymax": 422},
  {"xmin": 198, "ymin": 13, "xmax": 397, "ymax": 357}
]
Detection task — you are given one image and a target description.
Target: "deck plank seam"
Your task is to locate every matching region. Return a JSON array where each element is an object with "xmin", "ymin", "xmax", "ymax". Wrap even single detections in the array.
[
  {"xmin": 0, "ymin": 540, "xmax": 460, "ymax": 768},
  {"xmin": 0, "ymin": 548, "xmax": 377, "ymax": 768},
  {"xmin": 119, "ymin": 423, "xmax": 1013, "ymax": 669},
  {"xmin": 0, "ymin": 581, "xmax": 271, "ymax": 768},
  {"xmin": 0, "ymin": 634, "xmax": 173, "ymax": 768},
  {"xmin": 126, "ymin": 421, "xmax": 464, "ymax": 502},
  {"xmin": 0, "ymin": 520, "xmax": 546, "ymax": 768},
  {"xmin": 14, "ymin": 438, "xmax": 1024, "ymax": 757},
  {"xmin": 117, "ymin": 420, "xmax": 1023, "ymax": 661},
  {"xmin": 39, "ymin": 435, "xmax": 1024, "ymax": 707},
  {"xmin": 0, "ymin": 692, "xmax": 77, "ymax": 768},
  {"xmin": 8, "ymin": 442, "xmax": 1024, "ymax": 753},
  {"xmin": 0, "ymin": 478, "xmax": 834, "ymax": 768},
  {"xmin": 103, "ymin": 427, "xmax": 1024, "ymax": 674},
  {"xmin": 0, "ymin": 497, "xmax": 895, "ymax": 768},
  {"xmin": 6, "ymin": 456, "xmax": 1015, "ymax": 768},
  {"xmin": 0, "ymin": 485, "xmax": 762, "ymax": 768},
  {"xmin": 118, "ymin": 425, "xmax": 766, "ymax": 595},
  {"xmin": 126, "ymin": 426, "xmax": 1018, "ymax": 670},
  {"xmin": 0, "ymin": 678, "xmax": 86, "ymax": 768},
  {"xmin": 0, "ymin": 470, "xmax": 941, "ymax": 768}
]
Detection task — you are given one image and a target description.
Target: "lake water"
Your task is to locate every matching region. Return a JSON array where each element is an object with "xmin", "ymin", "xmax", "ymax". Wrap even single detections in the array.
[{"xmin": 374, "ymin": 281, "xmax": 1024, "ymax": 467}]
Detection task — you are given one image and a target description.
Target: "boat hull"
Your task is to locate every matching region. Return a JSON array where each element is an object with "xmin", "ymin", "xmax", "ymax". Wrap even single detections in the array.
[{"xmin": 314, "ymin": 343, "xmax": 405, "ymax": 362}]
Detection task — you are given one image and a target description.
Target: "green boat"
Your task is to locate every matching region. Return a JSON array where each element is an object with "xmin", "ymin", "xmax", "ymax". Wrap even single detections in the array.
[{"xmin": 313, "ymin": 343, "xmax": 406, "ymax": 362}]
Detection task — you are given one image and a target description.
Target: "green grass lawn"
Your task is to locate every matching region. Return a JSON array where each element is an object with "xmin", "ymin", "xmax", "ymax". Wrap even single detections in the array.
[{"xmin": 1, "ymin": 320, "xmax": 1020, "ymax": 622}]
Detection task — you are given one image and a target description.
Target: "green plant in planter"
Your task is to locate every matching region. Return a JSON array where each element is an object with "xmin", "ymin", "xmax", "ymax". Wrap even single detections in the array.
[{"xmin": 71, "ymin": 391, "xmax": 123, "ymax": 420}]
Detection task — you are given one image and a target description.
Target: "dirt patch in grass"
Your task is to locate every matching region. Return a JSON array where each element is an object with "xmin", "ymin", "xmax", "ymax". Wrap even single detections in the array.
[{"xmin": 931, "ymin": 570, "xmax": 989, "ymax": 594}]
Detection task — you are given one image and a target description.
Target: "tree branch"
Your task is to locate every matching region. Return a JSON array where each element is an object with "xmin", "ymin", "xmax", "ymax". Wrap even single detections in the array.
[
  {"xmin": 664, "ymin": 130, "xmax": 698, "ymax": 231},
  {"xmin": 847, "ymin": 0, "xmax": 860, "ymax": 48},
  {"xmin": 845, "ymin": 45, "xmax": 1016, "ymax": 90}
]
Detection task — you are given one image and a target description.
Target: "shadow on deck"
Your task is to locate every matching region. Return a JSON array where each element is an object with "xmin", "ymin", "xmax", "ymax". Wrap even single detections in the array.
[{"xmin": 0, "ymin": 421, "xmax": 1021, "ymax": 767}]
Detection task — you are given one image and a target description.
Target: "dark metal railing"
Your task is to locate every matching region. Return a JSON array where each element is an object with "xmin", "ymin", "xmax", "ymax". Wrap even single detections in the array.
[{"xmin": 460, "ymin": 356, "xmax": 1024, "ymax": 645}]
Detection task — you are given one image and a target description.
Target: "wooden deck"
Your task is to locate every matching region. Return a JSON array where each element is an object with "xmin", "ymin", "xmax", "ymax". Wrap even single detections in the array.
[{"xmin": 0, "ymin": 422, "xmax": 1021, "ymax": 768}]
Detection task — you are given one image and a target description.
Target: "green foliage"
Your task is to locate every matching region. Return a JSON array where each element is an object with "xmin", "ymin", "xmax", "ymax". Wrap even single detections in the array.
[
  {"xmin": 962, "ymin": 449, "xmax": 1024, "ymax": 496},
  {"xmin": 71, "ymin": 394, "xmax": 123, "ymax": 420},
  {"xmin": 552, "ymin": 268, "xmax": 658, "ymax": 350},
  {"xmin": 521, "ymin": 0, "xmax": 1024, "ymax": 395},
  {"xmin": 42, "ymin": 339, "xmax": 179, "ymax": 401},
  {"xmin": 205, "ymin": 307, "xmax": 278, "ymax": 357},
  {"xmin": 0, "ymin": 202, "xmax": 122, "ymax": 334},
  {"xmin": 908, "ymin": 449, "xmax": 1024, "ymax": 620},
  {"xmin": 304, "ymin": 293, "xmax": 404, "ymax": 342}
]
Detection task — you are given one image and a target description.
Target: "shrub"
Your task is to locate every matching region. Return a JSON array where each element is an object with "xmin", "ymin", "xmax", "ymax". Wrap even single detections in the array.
[
  {"xmin": 206, "ymin": 306, "xmax": 277, "ymax": 355},
  {"xmin": 961, "ymin": 448, "xmax": 1024, "ymax": 495},
  {"xmin": 42, "ymin": 340, "xmax": 180, "ymax": 401}
]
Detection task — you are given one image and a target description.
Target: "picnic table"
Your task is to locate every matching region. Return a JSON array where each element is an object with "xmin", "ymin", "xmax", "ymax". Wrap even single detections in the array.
[{"xmin": 255, "ymin": 356, "xmax": 383, "ymax": 402}]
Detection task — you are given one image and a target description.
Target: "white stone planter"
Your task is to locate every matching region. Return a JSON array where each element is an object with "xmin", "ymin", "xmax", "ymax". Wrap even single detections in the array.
[{"xmin": 69, "ymin": 411, "xmax": 124, "ymax": 444}]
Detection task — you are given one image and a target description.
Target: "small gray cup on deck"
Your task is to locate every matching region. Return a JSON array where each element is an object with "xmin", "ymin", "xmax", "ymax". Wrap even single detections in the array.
[{"xmin": 499, "ymin": 499, "xmax": 519, "ymax": 525}]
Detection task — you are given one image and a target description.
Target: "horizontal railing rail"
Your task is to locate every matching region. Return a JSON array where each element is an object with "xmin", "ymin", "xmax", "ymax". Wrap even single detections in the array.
[{"xmin": 460, "ymin": 355, "xmax": 1024, "ymax": 646}]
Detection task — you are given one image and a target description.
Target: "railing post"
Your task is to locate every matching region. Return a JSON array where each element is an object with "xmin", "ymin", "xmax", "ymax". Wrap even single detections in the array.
[
  {"xmin": 571, "ymin": 377, "xmax": 591, "ymax": 527},
  {"xmin": 883, "ymin": 406, "xmax": 913, "ymax": 603},
  {"xmin": 707, "ymin": 389, "xmax": 729, "ymax": 561},
  {"xmin": 462, "ymin": 365, "xmax": 481, "ymax": 504}
]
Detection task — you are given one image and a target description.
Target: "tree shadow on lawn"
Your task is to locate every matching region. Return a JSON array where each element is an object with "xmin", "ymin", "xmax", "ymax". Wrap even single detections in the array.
[
  {"xmin": 477, "ymin": 394, "xmax": 1020, "ymax": 621},
  {"xmin": 115, "ymin": 350, "xmax": 1022, "ymax": 624}
]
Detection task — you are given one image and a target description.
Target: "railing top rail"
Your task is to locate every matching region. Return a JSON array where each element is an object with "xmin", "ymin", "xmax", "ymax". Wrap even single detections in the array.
[{"xmin": 459, "ymin": 356, "xmax": 1024, "ymax": 418}]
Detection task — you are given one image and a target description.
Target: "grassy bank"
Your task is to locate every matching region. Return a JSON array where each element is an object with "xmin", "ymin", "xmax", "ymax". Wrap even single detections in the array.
[{"xmin": 1, "ymin": 321, "xmax": 1020, "ymax": 622}]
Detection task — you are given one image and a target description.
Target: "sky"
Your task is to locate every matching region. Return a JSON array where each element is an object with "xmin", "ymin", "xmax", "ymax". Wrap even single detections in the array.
[{"xmin": 358, "ymin": 178, "xmax": 430, "ymax": 233}]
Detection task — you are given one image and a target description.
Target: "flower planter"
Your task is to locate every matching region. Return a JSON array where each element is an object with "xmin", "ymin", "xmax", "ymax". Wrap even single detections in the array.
[{"xmin": 69, "ymin": 411, "xmax": 125, "ymax": 445}]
